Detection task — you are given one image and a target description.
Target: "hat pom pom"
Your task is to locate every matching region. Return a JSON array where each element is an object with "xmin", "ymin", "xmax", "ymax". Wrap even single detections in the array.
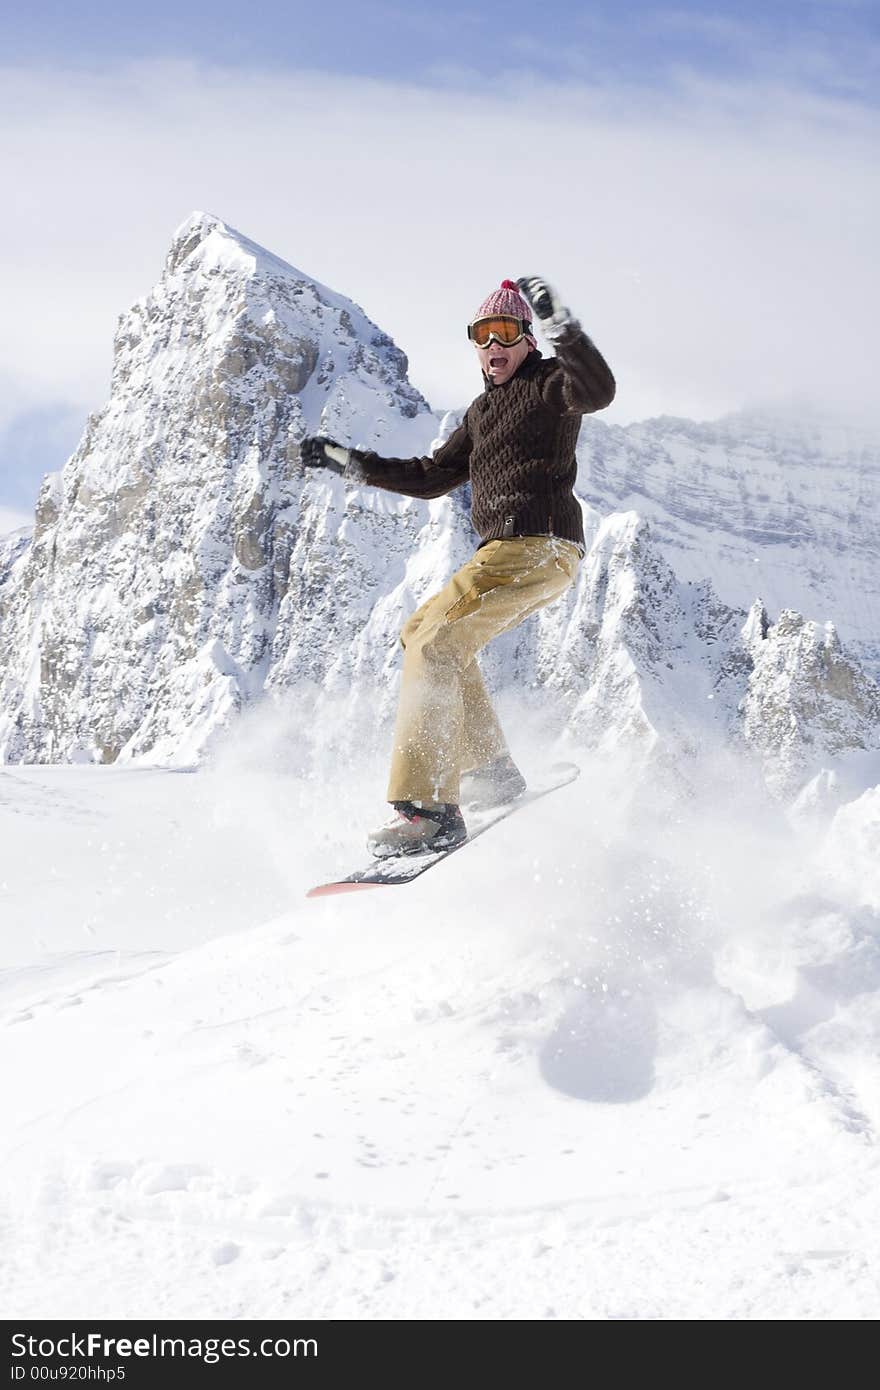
[{"xmin": 500, "ymin": 279, "xmax": 518, "ymax": 290}]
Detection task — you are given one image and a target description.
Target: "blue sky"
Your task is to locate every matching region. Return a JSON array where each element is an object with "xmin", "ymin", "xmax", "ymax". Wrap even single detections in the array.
[
  {"xmin": 1, "ymin": 1, "xmax": 878, "ymax": 525},
  {"xmin": 4, "ymin": 1, "xmax": 878, "ymax": 96}
]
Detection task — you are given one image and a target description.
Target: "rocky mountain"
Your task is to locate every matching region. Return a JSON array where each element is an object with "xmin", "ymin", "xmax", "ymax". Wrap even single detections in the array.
[
  {"xmin": 485, "ymin": 506, "xmax": 880, "ymax": 800},
  {"xmin": 0, "ymin": 213, "xmax": 440, "ymax": 762},
  {"xmin": 575, "ymin": 410, "xmax": 880, "ymax": 678},
  {"xmin": 0, "ymin": 213, "xmax": 878, "ymax": 801}
]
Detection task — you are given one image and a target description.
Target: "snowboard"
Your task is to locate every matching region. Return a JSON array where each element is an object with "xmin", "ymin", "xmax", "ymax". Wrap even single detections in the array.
[{"xmin": 306, "ymin": 762, "xmax": 580, "ymax": 898}]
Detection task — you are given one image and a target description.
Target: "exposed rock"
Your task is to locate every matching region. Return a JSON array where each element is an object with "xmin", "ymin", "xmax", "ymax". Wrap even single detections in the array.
[{"xmin": 740, "ymin": 602, "xmax": 880, "ymax": 796}]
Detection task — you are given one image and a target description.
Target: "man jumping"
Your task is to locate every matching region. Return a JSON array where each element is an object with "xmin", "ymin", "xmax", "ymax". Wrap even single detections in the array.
[{"xmin": 302, "ymin": 275, "xmax": 615, "ymax": 856}]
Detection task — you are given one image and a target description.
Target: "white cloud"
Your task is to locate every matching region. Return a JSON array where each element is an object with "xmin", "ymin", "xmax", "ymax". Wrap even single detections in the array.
[
  {"xmin": 0, "ymin": 58, "xmax": 877, "ymax": 448},
  {"xmin": 0, "ymin": 505, "xmax": 31, "ymax": 534}
]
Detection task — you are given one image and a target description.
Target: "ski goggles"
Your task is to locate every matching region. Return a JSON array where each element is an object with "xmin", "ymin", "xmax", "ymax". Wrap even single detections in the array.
[{"xmin": 467, "ymin": 315, "xmax": 532, "ymax": 348}]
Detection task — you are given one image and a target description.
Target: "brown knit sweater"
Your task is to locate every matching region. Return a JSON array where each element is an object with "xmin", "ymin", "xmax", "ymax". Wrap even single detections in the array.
[{"xmin": 351, "ymin": 322, "xmax": 615, "ymax": 550}]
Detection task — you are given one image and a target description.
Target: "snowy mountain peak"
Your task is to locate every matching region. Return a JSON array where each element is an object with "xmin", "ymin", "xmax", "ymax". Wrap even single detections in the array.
[
  {"xmin": 166, "ymin": 211, "xmax": 316, "ymax": 287},
  {"xmin": 577, "ymin": 404, "xmax": 880, "ymax": 675},
  {"xmin": 0, "ymin": 215, "xmax": 440, "ymax": 764},
  {"xmin": 740, "ymin": 602, "xmax": 880, "ymax": 796},
  {"xmin": 742, "ymin": 599, "xmax": 771, "ymax": 647},
  {"xmin": 165, "ymin": 209, "xmax": 232, "ymax": 273},
  {"xmin": 115, "ymin": 209, "xmax": 428, "ymax": 436}
]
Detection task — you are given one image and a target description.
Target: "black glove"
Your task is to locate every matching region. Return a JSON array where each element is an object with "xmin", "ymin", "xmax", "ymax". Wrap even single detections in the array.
[
  {"xmin": 301, "ymin": 436, "xmax": 351, "ymax": 475},
  {"xmin": 516, "ymin": 276, "xmax": 576, "ymax": 342},
  {"xmin": 516, "ymin": 275, "xmax": 560, "ymax": 321}
]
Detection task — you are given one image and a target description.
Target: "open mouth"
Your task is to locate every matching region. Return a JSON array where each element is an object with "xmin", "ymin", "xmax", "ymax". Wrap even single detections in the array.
[{"xmin": 488, "ymin": 355, "xmax": 509, "ymax": 370}]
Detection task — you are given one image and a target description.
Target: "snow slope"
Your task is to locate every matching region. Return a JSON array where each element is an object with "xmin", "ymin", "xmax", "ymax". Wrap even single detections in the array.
[{"xmin": 2, "ymin": 742, "xmax": 879, "ymax": 1320}]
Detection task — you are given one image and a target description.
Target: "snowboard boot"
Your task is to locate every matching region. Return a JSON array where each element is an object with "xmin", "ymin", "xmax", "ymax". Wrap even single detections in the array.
[
  {"xmin": 460, "ymin": 754, "xmax": 527, "ymax": 812},
  {"xmin": 368, "ymin": 801, "xmax": 467, "ymax": 858}
]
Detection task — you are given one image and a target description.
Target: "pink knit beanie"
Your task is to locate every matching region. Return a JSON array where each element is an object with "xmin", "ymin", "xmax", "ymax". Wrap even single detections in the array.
[{"xmin": 472, "ymin": 278, "xmax": 533, "ymax": 325}]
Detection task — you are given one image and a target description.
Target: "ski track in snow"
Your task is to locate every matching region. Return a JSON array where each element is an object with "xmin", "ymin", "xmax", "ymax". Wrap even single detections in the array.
[{"xmin": 2, "ymin": 764, "xmax": 880, "ymax": 1320}]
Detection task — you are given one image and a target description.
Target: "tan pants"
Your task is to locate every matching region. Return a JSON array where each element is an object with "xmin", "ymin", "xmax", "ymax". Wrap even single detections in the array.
[{"xmin": 387, "ymin": 536, "xmax": 581, "ymax": 805}]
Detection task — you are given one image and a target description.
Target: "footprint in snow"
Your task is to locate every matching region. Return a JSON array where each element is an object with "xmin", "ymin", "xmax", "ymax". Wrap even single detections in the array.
[
  {"xmin": 212, "ymin": 1242, "xmax": 241, "ymax": 1266},
  {"xmin": 137, "ymin": 1162, "xmax": 210, "ymax": 1195}
]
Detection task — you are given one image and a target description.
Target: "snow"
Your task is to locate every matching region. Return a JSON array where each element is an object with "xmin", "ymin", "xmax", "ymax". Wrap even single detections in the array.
[
  {"xmin": 2, "ymin": 721, "xmax": 879, "ymax": 1319},
  {"xmin": 2, "ymin": 213, "xmax": 879, "ymax": 1318}
]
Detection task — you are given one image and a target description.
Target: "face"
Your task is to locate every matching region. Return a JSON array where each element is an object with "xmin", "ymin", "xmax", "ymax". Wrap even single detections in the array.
[{"xmin": 474, "ymin": 335, "xmax": 532, "ymax": 385}]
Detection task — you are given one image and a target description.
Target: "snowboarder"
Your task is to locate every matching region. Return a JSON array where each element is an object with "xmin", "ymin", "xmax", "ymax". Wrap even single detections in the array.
[{"xmin": 301, "ymin": 275, "xmax": 615, "ymax": 857}]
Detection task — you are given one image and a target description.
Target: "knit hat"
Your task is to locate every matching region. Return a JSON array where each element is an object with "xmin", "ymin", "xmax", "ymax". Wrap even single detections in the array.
[{"xmin": 472, "ymin": 278, "xmax": 533, "ymax": 326}]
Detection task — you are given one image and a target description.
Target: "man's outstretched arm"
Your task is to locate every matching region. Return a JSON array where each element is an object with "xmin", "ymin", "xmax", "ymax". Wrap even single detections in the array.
[{"xmin": 301, "ymin": 416, "xmax": 472, "ymax": 500}]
